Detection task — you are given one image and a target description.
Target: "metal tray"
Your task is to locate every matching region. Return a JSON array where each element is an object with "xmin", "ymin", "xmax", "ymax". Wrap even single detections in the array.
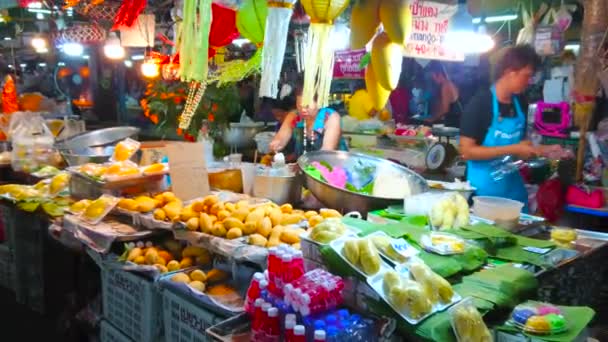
[{"xmin": 68, "ymin": 171, "xmax": 167, "ymax": 199}]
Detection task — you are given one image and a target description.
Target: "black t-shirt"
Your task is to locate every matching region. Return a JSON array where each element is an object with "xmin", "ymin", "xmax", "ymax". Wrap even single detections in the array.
[{"xmin": 460, "ymin": 88, "xmax": 528, "ymax": 145}]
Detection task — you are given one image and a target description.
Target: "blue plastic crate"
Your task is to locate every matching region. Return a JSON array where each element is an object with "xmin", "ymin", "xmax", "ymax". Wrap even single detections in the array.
[
  {"xmin": 162, "ymin": 287, "xmax": 228, "ymax": 342},
  {"xmin": 101, "ymin": 268, "xmax": 163, "ymax": 342},
  {"xmin": 100, "ymin": 320, "xmax": 135, "ymax": 342}
]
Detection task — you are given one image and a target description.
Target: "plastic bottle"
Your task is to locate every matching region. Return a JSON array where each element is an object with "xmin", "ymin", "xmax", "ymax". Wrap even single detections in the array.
[
  {"xmin": 326, "ymin": 326, "xmax": 340, "ymax": 342},
  {"xmin": 285, "ymin": 318, "xmax": 296, "ymax": 342},
  {"xmin": 314, "ymin": 330, "xmax": 327, "ymax": 341},
  {"xmin": 252, "ymin": 299, "xmax": 265, "ymax": 331},
  {"xmin": 282, "ymin": 253, "xmax": 294, "ymax": 284},
  {"xmin": 292, "ymin": 325, "xmax": 306, "ymax": 342},
  {"xmin": 245, "ymin": 273, "xmax": 265, "ymax": 315},
  {"xmin": 265, "ymin": 307, "xmax": 280, "ymax": 342}
]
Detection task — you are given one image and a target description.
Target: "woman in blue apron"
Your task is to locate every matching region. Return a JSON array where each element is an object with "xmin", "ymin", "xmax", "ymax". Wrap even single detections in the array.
[
  {"xmin": 460, "ymin": 46, "xmax": 549, "ymax": 213},
  {"xmin": 270, "ymin": 85, "xmax": 347, "ymax": 158}
]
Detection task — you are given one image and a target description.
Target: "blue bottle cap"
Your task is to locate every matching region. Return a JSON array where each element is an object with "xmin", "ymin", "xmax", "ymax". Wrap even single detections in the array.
[
  {"xmin": 314, "ymin": 320, "xmax": 326, "ymax": 330},
  {"xmin": 326, "ymin": 314, "xmax": 338, "ymax": 326},
  {"xmin": 327, "ymin": 326, "xmax": 339, "ymax": 337},
  {"xmin": 338, "ymin": 309, "xmax": 350, "ymax": 319}
]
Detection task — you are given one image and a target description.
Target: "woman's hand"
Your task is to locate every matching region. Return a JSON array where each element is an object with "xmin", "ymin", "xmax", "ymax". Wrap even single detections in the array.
[
  {"xmin": 513, "ymin": 141, "xmax": 540, "ymax": 159},
  {"xmin": 269, "ymin": 138, "xmax": 284, "ymax": 153}
]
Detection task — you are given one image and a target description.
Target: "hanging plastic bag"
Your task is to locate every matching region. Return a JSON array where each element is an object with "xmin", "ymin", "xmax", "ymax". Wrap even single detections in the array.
[
  {"xmin": 516, "ymin": 4, "xmax": 535, "ymax": 45},
  {"xmin": 554, "ymin": 0, "xmax": 573, "ymax": 32},
  {"xmin": 10, "ymin": 112, "xmax": 55, "ymax": 172}
]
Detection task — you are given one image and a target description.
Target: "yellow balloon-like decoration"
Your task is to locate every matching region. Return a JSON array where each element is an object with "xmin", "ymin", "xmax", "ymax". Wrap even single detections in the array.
[
  {"xmin": 210, "ymin": 0, "xmax": 268, "ymax": 85},
  {"xmin": 300, "ymin": 0, "xmax": 350, "ymax": 107}
]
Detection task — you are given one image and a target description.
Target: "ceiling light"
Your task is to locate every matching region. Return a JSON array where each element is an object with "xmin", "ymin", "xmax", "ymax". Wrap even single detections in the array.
[
  {"xmin": 124, "ymin": 60, "xmax": 133, "ymax": 67},
  {"xmin": 472, "ymin": 14, "xmax": 518, "ymax": 24},
  {"xmin": 83, "ymin": 55, "xmax": 90, "ymax": 59},
  {"xmin": 36, "ymin": 13, "xmax": 44, "ymax": 20},
  {"xmin": 104, "ymin": 32, "xmax": 125, "ymax": 60},
  {"xmin": 141, "ymin": 60, "xmax": 159, "ymax": 78},
  {"xmin": 62, "ymin": 42, "xmax": 84, "ymax": 56},
  {"xmin": 3, "ymin": 37, "xmax": 11, "ymax": 41},
  {"xmin": 35, "ymin": 47, "xmax": 48, "ymax": 54},
  {"xmin": 38, "ymin": 62, "xmax": 47, "ymax": 67},
  {"xmin": 58, "ymin": 62, "xmax": 66, "ymax": 66},
  {"xmin": 445, "ymin": 3, "xmax": 494, "ymax": 55},
  {"xmin": 27, "ymin": 2, "xmax": 42, "ymax": 8},
  {"xmin": 131, "ymin": 54, "xmax": 145, "ymax": 60},
  {"xmin": 20, "ymin": 63, "xmax": 26, "ymax": 68},
  {"xmin": 31, "ymin": 37, "xmax": 46, "ymax": 50}
]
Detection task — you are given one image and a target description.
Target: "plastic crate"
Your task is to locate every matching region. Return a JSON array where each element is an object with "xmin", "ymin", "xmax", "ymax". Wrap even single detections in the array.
[
  {"xmin": 101, "ymin": 268, "xmax": 162, "ymax": 342},
  {"xmin": 0, "ymin": 244, "xmax": 15, "ymax": 291},
  {"xmin": 162, "ymin": 287, "xmax": 229, "ymax": 342},
  {"xmin": 100, "ymin": 320, "xmax": 135, "ymax": 342}
]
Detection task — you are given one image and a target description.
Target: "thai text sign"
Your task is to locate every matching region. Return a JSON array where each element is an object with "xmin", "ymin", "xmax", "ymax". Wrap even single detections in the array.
[{"xmin": 333, "ymin": 49, "xmax": 366, "ymax": 79}]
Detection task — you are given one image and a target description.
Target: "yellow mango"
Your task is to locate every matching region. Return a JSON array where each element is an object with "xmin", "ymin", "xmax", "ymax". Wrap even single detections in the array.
[
  {"xmin": 217, "ymin": 210, "xmax": 231, "ymax": 221},
  {"xmin": 191, "ymin": 200, "xmax": 205, "ymax": 213},
  {"xmin": 320, "ymin": 208, "xmax": 342, "ymax": 219},
  {"xmin": 135, "ymin": 196, "xmax": 157, "ymax": 213},
  {"xmin": 186, "ymin": 217, "xmax": 199, "ymax": 231},
  {"xmin": 212, "ymin": 222, "xmax": 227, "ymax": 237},
  {"xmin": 248, "ymin": 234, "xmax": 268, "ymax": 247},
  {"xmin": 223, "ymin": 217, "xmax": 245, "ymax": 230},
  {"xmin": 280, "ymin": 228, "xmax": 304, "ymax": 244},
  {"xmin": 127, "ymin": 247, "xmax": 143, "ymax": 262},
  {"xmin": 202, "ymin": 194, "xmax": 219, "ymax": 206},
  {"xmin": 133, "ymin": 255, "xmax": 146, "ymax": 264},
  {"xmin": 190, "ymin": 269, "xmax": 207, "ymax": 282},
  {"xmin": 182, "ymin": 246, "xmax": 208, "ymax": 258},
  {"xmin": 209, "ymin": 202, "xmax": 225, "ymax": 216},
  {"xmin": 163, "ymin": 201, "xmax": 183, "ymax": 221},
  {"xmin": 266, "ymin": 225, "xmax": 285, "ymax": 248},
  {"xmin": 235, "ymin": 200, "xmax": 249, "ymax": 210},
  {"xmin": 224, "ymin": 202, "xmax": 236, "ymax": 212},
  {"xmin": 371, "ymin": 32, "xmax": 403, "ymax": 90},
  {"xmin": 167, "ymin": 260, "xmax": 180, "ymax": 271},
  {"xmin": 245, "ymin": 210, "xmax": 264, "ymax": 224},
  {"xmin": 180, "ymin": 257, "xmax": 194, "ymax": 268},
  {"xmin": 144, "ymin": 248, "xmax": 159, "ymax": 265},
  {"xmin": 162, "ymin": 192, "xmax": 179, "ymax": 204},
  {"xmin": 280, "ymin": 203, "xmax": 293, "ymax": 214},
  {"xmin": 280, "ymin": 214, "xmax": 305, "ymax": 226},
  {"xmin": 365, "ymin": 63, "xmax": 391, "ymax": 111},
  {"xmin": 118, "ymin": 198, "xmax": 139, "ymax": 212},
  {"xmin": 189, "ymin": 280, "xmax": 206, "ymax": 292},
  {"xmin": 351, "ymin": 0, "xmax": 381, "ymax": 49},
  {"xmin": 257, "ymin": 217, "xmax": 273, "ymax": 238},
  {"xmin": 308, "ymin": 215, "xmax": 324, "ymax": 228},
  {"xmin": 379, "ymin": 0, "xmax": 412, "ymax": 44},
  {"xmin": 231, "ymin": 208, "xmax": 249, "ymax": 222},
  {"xmin": 227, "ymin": 228, "xmax": 243, "ymax": 239},
  {"xmin": 243, "ymin": 221, "xmax": 258, "ymax": 235},
  {"xmin": 171, "ymin": 273, "xmax": 190, "ymax": 283},
  {"xmin": 199, "ymin": 213, "xmax": 214, "ymax": 233},
  {"xmin": 153, "ymin": 209, "xmax": 167, "ymax": 221},
  {"xmin": 269, "ymin": 209, "xmax": 283, "ymax": 227},
  {"xmin": 206, "ymin": 269, "xmax": 229, "ymax": 283}
]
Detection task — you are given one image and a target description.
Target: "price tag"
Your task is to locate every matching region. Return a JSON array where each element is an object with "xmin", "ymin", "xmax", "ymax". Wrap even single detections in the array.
[{"xmin": 390, "ymin": 240, "xmax": 417, "ymax": 258}]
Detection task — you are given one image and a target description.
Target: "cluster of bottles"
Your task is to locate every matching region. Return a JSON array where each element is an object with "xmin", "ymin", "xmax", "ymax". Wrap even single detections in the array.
[{"xmin": 244, "ymin": 244, "xmax": 374, "ymax": 341}]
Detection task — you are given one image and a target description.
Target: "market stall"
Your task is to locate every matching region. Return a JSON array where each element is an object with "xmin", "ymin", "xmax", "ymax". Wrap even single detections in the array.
[{"xmin": 0, "ymin": 133, "xmax": 604, "ymax": 342}]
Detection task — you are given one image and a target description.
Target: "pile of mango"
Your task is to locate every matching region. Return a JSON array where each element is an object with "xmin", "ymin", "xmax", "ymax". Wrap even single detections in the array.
[
  {"xmin": 170, "ymin": 268, "xmax": 230, "ymax": 293},
  {"xmin": 121, "ymin": 242, "xmax": 212, "ymax": 274}
]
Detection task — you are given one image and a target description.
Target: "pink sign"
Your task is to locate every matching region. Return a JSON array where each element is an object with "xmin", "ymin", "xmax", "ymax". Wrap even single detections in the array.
[{"xmin": 333, "ymin": 49, "xmax": 366, "ymax": 79}]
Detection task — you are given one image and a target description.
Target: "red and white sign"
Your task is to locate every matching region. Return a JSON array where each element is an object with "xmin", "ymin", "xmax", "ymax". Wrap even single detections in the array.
[{"xmin": 333, "ymin": 49, "xmax": 366, "ymax": 79}]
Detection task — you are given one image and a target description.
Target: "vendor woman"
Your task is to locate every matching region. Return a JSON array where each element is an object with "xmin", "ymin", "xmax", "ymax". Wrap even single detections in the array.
[
  {"xmin": 269, "ymin": 84, "xmax": 347, "ymax": 157},
  {"xmin": 460, "ymin": 45, "xmax": 558, "ymax": 212}
]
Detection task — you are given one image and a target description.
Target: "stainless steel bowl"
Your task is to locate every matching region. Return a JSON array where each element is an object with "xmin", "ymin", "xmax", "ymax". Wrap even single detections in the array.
[
  {"xmin": 57, "ymin": 126, "xmax": 140, "ymax": 149},
  {"xmin": 298, "ymin": 150, "xmax": 428, "ymax": 214},
  {"xmin": 223, "ymin": 122, "xmax": 274, "ymax": 149},
  {"xmin": 60, "ymin": 146, "xmax": 114, "ymax": 166},
  {"xmin": 253, "ymin": 173, "xmax": 302, "ymax": 205}
]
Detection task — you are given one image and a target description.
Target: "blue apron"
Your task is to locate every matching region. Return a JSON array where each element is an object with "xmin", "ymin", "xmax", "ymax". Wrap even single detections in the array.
[{"xmin": 467, "ymin": 86, "xmax": 529, "ymax": 212}]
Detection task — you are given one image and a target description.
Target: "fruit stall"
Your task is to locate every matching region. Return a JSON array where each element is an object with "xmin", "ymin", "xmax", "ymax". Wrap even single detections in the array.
[{"xmin": 0, "ymin": 134, "xmax": 605, "ymax": 342}]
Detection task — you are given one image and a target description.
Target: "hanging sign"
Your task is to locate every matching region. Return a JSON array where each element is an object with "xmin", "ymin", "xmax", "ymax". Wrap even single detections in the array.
[
  {"xmin": 403, "ymin": 0, "xmax": 464, "ymax": 61},
  {"xmin": 333, "ymin": 49, "xmax": 366, "ymax": 79},
  {"xmin": 120, "ymin": 14, "xmax": 155, "ymax": 47}
]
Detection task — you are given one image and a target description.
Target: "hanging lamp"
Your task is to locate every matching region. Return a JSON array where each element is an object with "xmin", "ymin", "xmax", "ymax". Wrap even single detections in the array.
[
  {"xmin": 258, "ymin": 0, "xmax": 296, "ymax": 98},
  {"xmin": 299, "ymin": 0, "xmax": 350, "ymax": 107}
]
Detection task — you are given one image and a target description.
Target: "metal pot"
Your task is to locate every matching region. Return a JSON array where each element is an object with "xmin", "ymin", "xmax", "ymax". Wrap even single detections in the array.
[
  {"xmin": 222, "ymin": 122, "xmax": 274, "ymax": 149},
  {"xmin": 298, "ymin": 150, "xmax": 428, "ymax": 214},
  {"xmin": 253, "ymin": 173, "xmax": 302, "ymax": 205},
  {"xmin": 57, "ymin": 126, "xmax": 139, "ymax": 149}
]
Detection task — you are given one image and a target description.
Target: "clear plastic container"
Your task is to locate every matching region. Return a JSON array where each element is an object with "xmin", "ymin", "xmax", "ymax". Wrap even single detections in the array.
[
  {"xmin": 510, "ymin": 302, "xmax": 567, "ymax": 335},
  {"xmin": 449, "ymin": 297, "xmax": 493, "ymax": 342},
  {"xmin": 472, "ymin": 196, "xmax": 523, "ymax": 230}
]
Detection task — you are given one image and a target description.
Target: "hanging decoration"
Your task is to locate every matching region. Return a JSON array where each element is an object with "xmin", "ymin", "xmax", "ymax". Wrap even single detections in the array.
[
  {"xmin": 73, "ymin": 1, "xmax": 119, "ymax": 22},
  {"xmin": 294, "ymin": 29, "xmax": 306, "ymax": 73},
  {"xmin": 208, "ymin": 3, "xmax": 239, "ymax": 59},
  {"xmin": 2, "ymin": 75, "xmax": 18, "ymax": 114},
  {"xmin": 177, "ymin": 0, "xmax": 213, "ymax": 129},
  {"xmin": 209, "ymin": 0, "xmax": 267, "ymax": 85},
  {"xmin": 259, "ymin": 0, "xmax": 296, "ymax": 98},
  {"xmin": 112, "ymin": 0, "xmax": 147, "ymax": 29},
  {"xmin": 52, "ymin": 23, "xmax": 107, "ymax": 45},
  {"xmin": 291, "ymin": 2, "xmax": 310, "ymax": 25},
  {"xmin": 300, "ymin": 0, "xmax": 350, "ymax": 107},
  {"xmin": 162, "ymin": 55, "xmax": 180, "ymax": 81},
  {"xmin": 120, "ymin": 13, "xmax": 155, "ymax": 47}
]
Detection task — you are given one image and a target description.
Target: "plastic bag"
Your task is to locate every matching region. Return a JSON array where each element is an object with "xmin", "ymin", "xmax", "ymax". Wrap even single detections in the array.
[
  {"xmin": 10, "ymin": 112, "xmax": 54, "ymax": 172},
  {"xmin": 516, "ymin": 5, "xmax": 535, "ymax": 45},
  {"xmin": 537, "ymin": 178, "xmax": 564, "ymax": 222}
]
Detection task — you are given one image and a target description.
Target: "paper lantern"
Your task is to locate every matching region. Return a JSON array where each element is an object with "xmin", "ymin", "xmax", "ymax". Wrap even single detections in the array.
[
  {"xmin": 209, "ymin": 0, "xmax": 267, "ymax": 85},
  {"xmin": 236, "ymin": 0, "xmax": 267, "ymax": 44},
  {"xmin": 53, "ymin": 24, "xmax": 106, "ymax": 45},
  {"xmin": 300, "ymin": 0, "xmax": 350, "ymax": 107},
  {"xmin": 208, "ymin": 3, "xmax": 239, "ymax": 59},
  {"xmin": 259, "ymin": 0, "xmax": 296, "ymax": 98}
]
